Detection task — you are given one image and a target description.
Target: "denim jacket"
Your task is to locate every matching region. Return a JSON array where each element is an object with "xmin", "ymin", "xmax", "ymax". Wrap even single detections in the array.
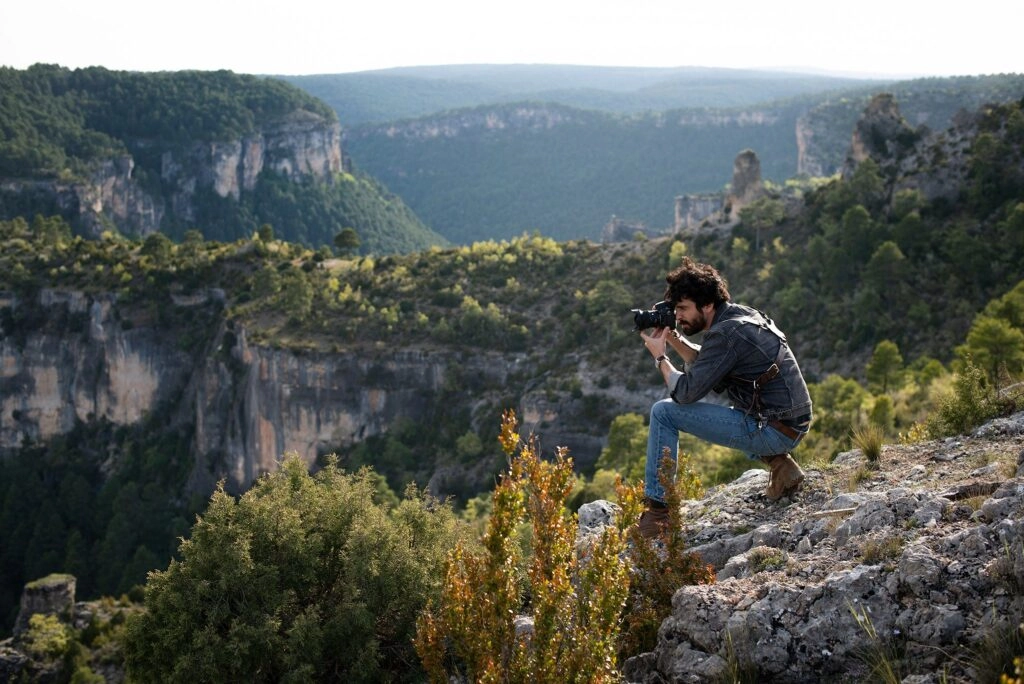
[{"xmin": 668, "ymin": 301, "xmax": 812, "ymax": 422}]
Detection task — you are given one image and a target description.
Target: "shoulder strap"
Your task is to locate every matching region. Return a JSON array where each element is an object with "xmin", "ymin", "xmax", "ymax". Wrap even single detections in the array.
[{"xmin": 723, "ymin": 310, "xmax": 788, "ymax": 417}]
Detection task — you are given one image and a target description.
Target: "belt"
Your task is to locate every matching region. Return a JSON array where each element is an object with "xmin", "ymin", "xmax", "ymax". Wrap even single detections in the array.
[{"xmin": 768, "ymin": 414, "xmax": 811, "ymax": 440}]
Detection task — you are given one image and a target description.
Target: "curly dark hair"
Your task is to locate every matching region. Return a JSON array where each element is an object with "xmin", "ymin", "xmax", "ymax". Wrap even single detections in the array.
[{"xmin": 663, "ymin": 257, "xmax": 731, "ymax": 308}]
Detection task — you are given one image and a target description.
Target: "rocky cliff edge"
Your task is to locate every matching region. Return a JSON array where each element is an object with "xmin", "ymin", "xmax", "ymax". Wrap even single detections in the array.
[{"xmin": 617, "ymin": 411, "xmax": 1024, "ymax": 683}]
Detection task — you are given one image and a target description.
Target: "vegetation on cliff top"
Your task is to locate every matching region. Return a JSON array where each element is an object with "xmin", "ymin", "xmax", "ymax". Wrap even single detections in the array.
[{"xmin": 0, "ymin": 64, "xmax": 335, "ymax": 180}]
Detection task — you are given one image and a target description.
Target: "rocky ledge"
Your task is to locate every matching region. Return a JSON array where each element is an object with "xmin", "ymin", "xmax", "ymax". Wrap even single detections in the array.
[{"xmin": 621, "ymin": 412, "xmax": 1024, "ymax": 683}]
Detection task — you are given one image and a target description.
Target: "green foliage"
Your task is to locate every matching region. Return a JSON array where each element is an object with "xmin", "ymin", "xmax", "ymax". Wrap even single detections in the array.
[
  {"xmin": 0, "ymin": 417, "xmax": 195, "ymax": 633},
  {"xmin": 739, "ymin": 196, "xmax": 785, "ymax": 251},
  {"xmin": 232, "ymin": 170, "xmax": 445, "ymax": 254},
  {"xmin": 803, "ymin": 375, "xmax": 870, "ymax": 458},
  {"xmin": 124, "ymin": 454, "xmax": 464, "ymax": 683},
  {"xmin": 868, "ymin": 395, "xmax": 896, "ymax": 433},
  {"xmin": 851, "ymin": 422, "xmax": 886, "ymax": 465},
  {"xmin": 333, "ymin": 226, "xmax": 361, "ymax": 256},
  {"xmin": 416, "ymin": 410, "xmax": 632, "ymax": 683},
  {"xmin": 23, "ymin": 613, "xmax": 74, "ymax": 660},
  {"xmin": 866, "ymin": 340, "xmax": 904, "ymax": 394},
  {"xmin": 922, "ymin": 358, "xmax": 1013, "ymax": 438},
  {"xmin": 960, "ymin": 316, "xmax": 1024, "ymax": 382},
  {"xmin": 594, "ymin": 413, "xmax": 647, "ymax": 483},
  {"xmin": 958, "ymin": 280, "xmax": 1024, "ymax": 384}
]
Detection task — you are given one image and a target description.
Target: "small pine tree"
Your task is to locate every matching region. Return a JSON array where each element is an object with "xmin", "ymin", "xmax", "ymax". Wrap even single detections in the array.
[{"xmin": 415, "ymin": 409, "xmax": 633, "ymax": 683}]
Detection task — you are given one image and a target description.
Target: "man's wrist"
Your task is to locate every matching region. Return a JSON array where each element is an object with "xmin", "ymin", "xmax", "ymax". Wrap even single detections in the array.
[{"xmin": 655, "ymin": 354, "xmax": 669, "ymax": 368}]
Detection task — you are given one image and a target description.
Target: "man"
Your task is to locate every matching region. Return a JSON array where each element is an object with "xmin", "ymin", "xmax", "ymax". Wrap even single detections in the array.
[{"xmin": 637, "ymin": 258, "xmax": 812, "ymax": 539}]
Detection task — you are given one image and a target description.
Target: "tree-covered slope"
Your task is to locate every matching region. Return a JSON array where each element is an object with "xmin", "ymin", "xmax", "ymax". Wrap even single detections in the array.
[
  {"xmin": 0, "ymin": 65, "xmax": 446, "ymax": 254},
  {"xmin": 346, "ymin": 101, "xmax": 805, "ymax": 243},
  {"xmin": 343, "ymin": 75, "xmax": 1024, "ymax": 245},
  {"xmin": 0, "ymin": 64, "xmax": 334, "ymax": 179}
]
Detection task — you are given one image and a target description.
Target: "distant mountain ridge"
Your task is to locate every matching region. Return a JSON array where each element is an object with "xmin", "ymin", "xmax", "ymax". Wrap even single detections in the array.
[{"xmin": 283, "ymin": 64, "xmax": 882, "ymax": 125}]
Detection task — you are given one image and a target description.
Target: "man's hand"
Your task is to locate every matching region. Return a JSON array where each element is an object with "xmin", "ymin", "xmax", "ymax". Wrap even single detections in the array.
[{"xmin": 640, "ymin": 326, "xmax": 671, "ymax": 360}]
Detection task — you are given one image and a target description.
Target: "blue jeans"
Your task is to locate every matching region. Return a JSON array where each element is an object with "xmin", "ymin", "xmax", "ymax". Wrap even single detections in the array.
[{"xmin": 644, "ymin": 398, "xmax": 804, "ymax": 503}]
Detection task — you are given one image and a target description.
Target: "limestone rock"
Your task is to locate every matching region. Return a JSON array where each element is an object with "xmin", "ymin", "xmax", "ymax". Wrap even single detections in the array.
[
  {"xmin": 13, "ymin": 573, "xmax": 76, "ymax": 637},
  {"xmin": 622, "ymin": 411, "xmax": 1024, "ymax": 682}
]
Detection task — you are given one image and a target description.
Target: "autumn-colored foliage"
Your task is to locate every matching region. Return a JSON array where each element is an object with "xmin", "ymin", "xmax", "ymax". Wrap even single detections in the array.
[
  {"xmin": 618, "ymin": 449, "xmax": 716, "ymax": 657},
  {"xmin": 415, "ymin": 409, "xmax": 631, "ymax": 683},
  {"xmin": 415, "ymin": 411, "xmax": 716, "ymax": 681}
]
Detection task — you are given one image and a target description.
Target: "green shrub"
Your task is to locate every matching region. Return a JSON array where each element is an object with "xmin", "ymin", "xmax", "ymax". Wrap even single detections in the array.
[
  {"xmin": 123, "ymin": 454, "xmax": 465, "ymax": 683},
  {"xmin": 923, "ymin": 357, "xmax": 1011, "ymax": 438}
]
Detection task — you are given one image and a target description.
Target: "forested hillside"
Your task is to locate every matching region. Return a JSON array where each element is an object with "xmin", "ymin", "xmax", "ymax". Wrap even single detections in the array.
[
  {"xmin": 0, "ymin": 64, "xmax": 445, "ymax": 253},
  {"xmin": 343, "ymin": 74, "xmax": 1024, "ymax": 244}
]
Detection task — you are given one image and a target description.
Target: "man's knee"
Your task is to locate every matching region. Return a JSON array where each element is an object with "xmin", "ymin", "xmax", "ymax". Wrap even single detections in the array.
[{"xmin": 650, "ymin": 399, "xmax": 672, "ymax": 424}]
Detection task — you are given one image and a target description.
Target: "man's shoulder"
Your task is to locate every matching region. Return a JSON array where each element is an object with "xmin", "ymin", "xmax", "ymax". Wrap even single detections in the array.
[
  {"xmin": 714, "ymin": 302, "xmax": 761, "ymax": 327},
  {"xmin": 712, "ymin": 303, "xmax": 787, "ymax": 341}
]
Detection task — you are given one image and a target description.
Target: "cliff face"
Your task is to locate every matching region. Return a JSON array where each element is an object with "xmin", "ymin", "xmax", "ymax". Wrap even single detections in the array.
[
  {"xmin": 184, "ymin": 326, "xmax": 460, "ymax": 493},
  {"xmin": 9, "ymin": 110, "xmax": 343, "ymax": 238},
  {"xmin": 1, "ymin": 290, "xmax": 194, "ymax": 447},
  {"xmin": 1, "ymin": 288, "xmax": 626, "ymax": 496},
  {"xmin": 358, "ymin": 104, "xmax": 583, "ymax": 141}
]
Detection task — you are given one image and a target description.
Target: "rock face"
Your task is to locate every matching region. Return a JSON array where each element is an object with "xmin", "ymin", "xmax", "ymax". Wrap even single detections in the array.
[
  {"xmin": 843, "ymin": 93, "xmax": 922, "ymax": 180},
  {"xmin": 727, "ymin": 149, "xmax": 763, "ymax": 214},
  {"xmin": 621, "ymin": 413, "xmax": 1024, "ymax": 683},
  {"xmin": 674, "ymin": 194, "xmax": 722, "ymax": 233},
  {"xmin": 4, "ymin": 110, "xmax": 342, "ymax": 239},
  {"xmin": 837, "ymin": 93, "xmax": 1022, "ymax": 217},
  {"xmin": 12, "ymin": 574, "xmax": 76, "ymax": 637},
  {"xmin": 672, "ymin": 150, "xmax": 765, "ymax": 235},
  {"xmin": 1, "ymin": 290, "xmax": 195, "ymax": 448},
  {"xmin": 1, "ymin": 287, "xmax": 640, "ymax": 495}
]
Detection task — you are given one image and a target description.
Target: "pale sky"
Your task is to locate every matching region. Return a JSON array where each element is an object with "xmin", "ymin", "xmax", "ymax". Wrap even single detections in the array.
[{"xmin": 2, "ymin": 0, "xmax": 1021, "ymax": 78}]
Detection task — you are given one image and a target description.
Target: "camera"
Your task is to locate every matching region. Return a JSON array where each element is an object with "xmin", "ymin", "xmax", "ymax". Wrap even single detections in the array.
[{"xmin": 631, "ymin": 300, "xmax": 675, "ymax": 330}]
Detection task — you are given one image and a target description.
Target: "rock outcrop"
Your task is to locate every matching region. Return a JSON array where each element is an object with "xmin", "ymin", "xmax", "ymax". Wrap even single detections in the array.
[
  {"xmin": 725, "ymin": 149, "xmax": 764, "ymax": 219},
  {"xmin": 11, "ymin": 574, "xmax": 76, "ymax": 638},
  {"xmin": 2, "ymin": 110, "xmax": 342, "ymax": 239},
  {"xmin": 618, "ymin": 412, "xmax": 1024, "ymax": 682},
  {"xmin": 0, "ymin": 573, "xmax": 139, "ymax": 683},
  {"xmin": 674, "ymin": 194, "xmax": 723, "ymax": 233},
  {"xmin": 842, "ymin": 93, "xmax": 922, "ymax": 181}
]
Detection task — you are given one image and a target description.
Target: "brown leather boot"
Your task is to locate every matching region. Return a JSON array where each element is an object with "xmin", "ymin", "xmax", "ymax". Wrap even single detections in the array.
[
  {"xmin": 760, "ymin": 454, "xmax": 805, "ymax": 501},
  {"xmin": 635, "ymin": 503, "xmax": 671, "ymax": 540}
]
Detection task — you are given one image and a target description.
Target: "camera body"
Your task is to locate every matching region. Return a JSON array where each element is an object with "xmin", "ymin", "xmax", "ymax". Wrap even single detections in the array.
[{"xmin": 631, "ymin": 300, "xmax": 675, "ymax": 330}]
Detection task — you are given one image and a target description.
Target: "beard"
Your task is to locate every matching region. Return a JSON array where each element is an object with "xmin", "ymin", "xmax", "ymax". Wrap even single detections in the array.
[{"xmin": 678, "ymin": 309, "xmax": 707, "ymax": 336}]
